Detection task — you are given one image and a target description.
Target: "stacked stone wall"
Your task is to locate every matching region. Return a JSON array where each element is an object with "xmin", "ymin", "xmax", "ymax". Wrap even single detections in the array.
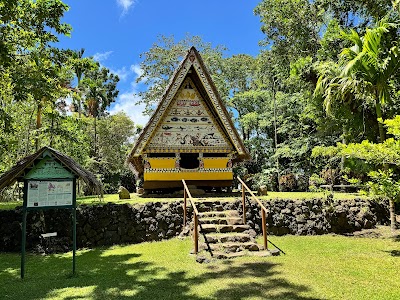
[{"xmin": 0, "ymin": 198, "xmax": 389, "ymax": 252}]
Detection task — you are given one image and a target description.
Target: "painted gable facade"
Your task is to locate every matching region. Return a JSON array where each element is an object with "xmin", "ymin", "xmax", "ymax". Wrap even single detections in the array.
[{"xmin": 127, "ymin": 47, "xmax": 249, "ymax": 190}]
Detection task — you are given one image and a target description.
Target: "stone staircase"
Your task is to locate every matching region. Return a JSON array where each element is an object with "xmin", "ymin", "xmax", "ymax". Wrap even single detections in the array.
[{"xmin": 193, "ymin": 199, "xmax": 280, "ymax": 259}]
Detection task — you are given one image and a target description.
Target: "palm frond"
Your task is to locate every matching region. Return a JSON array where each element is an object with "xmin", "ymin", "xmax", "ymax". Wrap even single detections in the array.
[
  {"xmin": 382, "ymin": 46, "xmax": 400, "ymax": 80},
  {"xmin": 340, "ymin": 51, "xmax": 365, "ymax": 77},
  {"xmin": 341, "ymin": 29, "xmax": 362, "ymax": 49}
]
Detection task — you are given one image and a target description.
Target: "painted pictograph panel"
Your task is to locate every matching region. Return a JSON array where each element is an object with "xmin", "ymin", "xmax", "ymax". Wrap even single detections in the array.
[{"xmin": 147, "ymin": 78, "xmax": 232, "ymax": 151}]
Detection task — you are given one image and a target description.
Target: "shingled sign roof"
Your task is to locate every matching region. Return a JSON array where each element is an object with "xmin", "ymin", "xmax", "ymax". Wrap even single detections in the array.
[{"xmin": 0, "ymin": 146, "xmax": 102, "ymax": 195}]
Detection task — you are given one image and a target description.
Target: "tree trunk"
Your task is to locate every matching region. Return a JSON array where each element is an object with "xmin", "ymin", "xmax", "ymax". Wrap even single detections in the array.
[
  {"xmin": 94, "ymin": 116, "xmax": 97, "ymax": 158},
  {"xmin": 389, "ymin": 199, "xmax": 397, "ymax": 233},
  {"xmin": 340, "ymin": 126, "xmax": 347, "ymax": 190},
  {"xmin": 24, "ymin": 107, "xmax": 35, "ymax": 156},
  {"xmin": 77, "ymin": 75, "xmax": 82, "ymax": 118},
  {"xmin": 272, "ymin": 83, "xmax": 280, "ymax": 191},
  {"xmin": 35, "ymin": 103, "xmax": 42, "ymax": 151},
  {"xmin": 49, "ymin": 108, "xmax": 55, "ymax": 147},
  {"xmin": 375, "ymin": 97, "xmax": 386, "ymax": 143}
]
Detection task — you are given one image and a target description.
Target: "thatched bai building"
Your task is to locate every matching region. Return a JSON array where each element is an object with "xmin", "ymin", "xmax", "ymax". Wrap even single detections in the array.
[{"xmin": 127, "ymin": 47, "xmax": 249, "ymax": 190}]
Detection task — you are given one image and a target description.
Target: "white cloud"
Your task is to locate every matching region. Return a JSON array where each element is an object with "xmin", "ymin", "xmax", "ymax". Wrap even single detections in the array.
[
  {"xmin": 104, "ymin": 62, "xmax": 148, "ymax": 126},
  {"xmin": 130, "ymin": 64, "xmax": 143, "ymax": 78},
  {"xmin": 62, "ymin": 95, "xmax": 73, "ymax": 116},
  {"xmin": 110, "ymin": 66, "xmax": 130, "ymax": 81},
  {"xmin": 109, "ymin": 91, "xmax": 149, "ymax": 126},
  {"xmin": 93, "ymin": 51, "xmax": 113, "ymax": 62},
  {"xmin": 117, "ymin": 0, "xmax": 135, "ymax": 15}
]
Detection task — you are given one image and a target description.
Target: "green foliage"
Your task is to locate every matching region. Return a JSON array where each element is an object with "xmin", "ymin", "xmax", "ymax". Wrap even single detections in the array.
[
  {"xmin": 3, "ymin": 0, "xmax": 400, "ymax": 200},
  {"xmin": 367, "ymin": 169, "xmax": 400, "ymax": 201},
  {"xmin": 135, "ymin": 34, "xmax": 227, "ymax": 113},
  {"xmin": 254, "ymin": 0, "xmax": 322, "ymax": 60},
  {"xmin": 308, "ymin": 173, "xmax": 326, "ymax": 192}
]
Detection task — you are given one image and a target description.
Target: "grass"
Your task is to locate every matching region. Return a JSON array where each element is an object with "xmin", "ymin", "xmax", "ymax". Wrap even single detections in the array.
[
  {"xmin": 261, "ymin": 191, "xmax": 369, "ymax": 201},
  {"xmin": 1, "ymin": 228, "xmax": 399, "ymax": 300},
  {"xmin": 0, "ymin": 191, "xmax": 369, "ymax": 210}
]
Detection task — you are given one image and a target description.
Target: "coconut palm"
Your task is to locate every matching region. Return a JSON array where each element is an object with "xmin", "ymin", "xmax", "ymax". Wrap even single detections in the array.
[
  {"xmin": 69, "ymin": 49, "xmax": 97, "ymax": 118},
  {"xmin": 320, "ymin": 20, "xmax": 400, "ymax": 142},
  {"xmin": 315, "ymin": 19, "xmax": 400, "ymax": 233},
  {"xmin": 82, "ymin": 66, "xmax": 119, "ymax": 158}
]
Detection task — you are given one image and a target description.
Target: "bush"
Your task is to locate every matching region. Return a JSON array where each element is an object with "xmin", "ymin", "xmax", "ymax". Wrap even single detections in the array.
[
  {"xmin": 308, "ymin": 173, "xmax": 326, "ymax": 192},
  {"xmin": 321, "ymin": 168, "xmax": 339, "ymax": 185},
  {"xmin": 0, "ymin": 184, "xmax": 22, "ymax": 202},
  {"xmin": 279, "ymin": 173, "xmax": 297, "ymax": 192}
]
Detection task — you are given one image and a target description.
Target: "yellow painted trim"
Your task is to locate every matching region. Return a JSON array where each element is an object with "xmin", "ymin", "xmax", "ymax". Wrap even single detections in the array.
[
  {"xmin": 148, "ymin": 158, "xmax": 175, "ymax": 169},
  {"xmin": 203, "ymin": 158, "xmax": 229, "ymax": 169},
  {"xmin": 144, "ymin": 171, "xmax": 233, "ymax": 181}
]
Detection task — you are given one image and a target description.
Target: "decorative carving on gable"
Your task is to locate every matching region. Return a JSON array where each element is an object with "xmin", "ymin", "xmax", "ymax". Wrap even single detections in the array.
[
  {"xmin": 146, "ymin": 77, "xmax": 231, "ymax": 152},
  {"xmin": 131, "ymin": 48, "xmax": 247, "ymax": 159},
  {"xmin": 191, "ymin": 59, "xmax": 244, "ymax": 155}
]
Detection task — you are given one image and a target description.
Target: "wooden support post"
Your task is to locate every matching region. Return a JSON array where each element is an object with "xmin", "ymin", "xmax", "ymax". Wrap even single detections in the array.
[
  {"xmin": 21, "ymin": 209, "xmax": 27, "ymax": 279},
  {"xmin": 261, "ymin": 209, "xmax": 268, "ymax": 250},
  {"xmin": 183, "ymin": 188, "xmax": 187, "ymax": 227},
  {"xmin": 194, "ymin": 213, "xmax": 198, "ymax": 254},
  {"xmin": 242, "ymin": 184, "xmax": 246, "ymax": 224},
  {"xmin": 72, "ymin": 206, "xmax": 76, "ymax": 275}
]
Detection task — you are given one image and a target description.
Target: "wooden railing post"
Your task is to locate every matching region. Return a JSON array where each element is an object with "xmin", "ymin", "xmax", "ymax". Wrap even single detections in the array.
[
  {"xmin": 261, "ymin": 208, "xmax": 268, "ymax": 250},
  {"xmin": 194, "ymin": 213, "xmax": 199, "ymax": 254},
  {"xmin": 242, "ymin": 184, "xmax": 246, "ymax": 224},
  {"xmin": 183, "ymin": 188, "xmax": 187, "ymax": 226}
]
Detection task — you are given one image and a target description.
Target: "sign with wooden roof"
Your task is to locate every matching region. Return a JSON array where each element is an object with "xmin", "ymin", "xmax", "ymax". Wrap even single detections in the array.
[
  {"xmin": 0, "ymin": 146, "xmax": 102, "ymax": 195},
  {"xmin": 127, "ymin": 47, "xmax": 249, "ymax": 189}
]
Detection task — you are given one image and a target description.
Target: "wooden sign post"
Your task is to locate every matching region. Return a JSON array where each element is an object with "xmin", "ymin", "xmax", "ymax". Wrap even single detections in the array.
[{"xmin": 20, "ymin": 151, "xmax": 77, "ymax": 279}]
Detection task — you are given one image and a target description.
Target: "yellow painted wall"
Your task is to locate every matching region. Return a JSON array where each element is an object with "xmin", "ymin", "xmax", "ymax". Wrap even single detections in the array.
[
  {"xmin": 144, "ymin": 171, "xmax": 233, "ymax": 181},
  {"xmin": 203, "ymin": 158, "xmax": 229, "ymax": 169},
  {"xmin": 148, "ymin": 158, "xmax": 176, "ymax": 169}
]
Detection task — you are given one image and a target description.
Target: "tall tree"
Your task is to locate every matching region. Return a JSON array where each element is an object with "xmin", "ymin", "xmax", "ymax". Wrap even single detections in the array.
[
  {"xmin": 81, "ymin": 65, "xmax": 119, "ymax": 159},
  {"xmin": 68, "ymin": 49, "xmax": 97, "ymax": 118},
  {"xmin": 135, "ymin": 34, "xmax": 227, "ymax": 114},
  {"xmin": 0, "ymin": 0, "xmax": 72, "ymax": 152},
  {"xmin": 316, "ymin": 20, "xmax": 400, "ymax": 143}
]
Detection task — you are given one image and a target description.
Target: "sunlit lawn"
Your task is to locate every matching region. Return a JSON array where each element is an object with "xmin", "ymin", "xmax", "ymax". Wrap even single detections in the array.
[
  {"xmin": 1, "ymin": 228, "xmax": 399, "ymax": 300},
  {"xmin": 0, "ymin": 191, "xmax": 369, "ymax": 210}
]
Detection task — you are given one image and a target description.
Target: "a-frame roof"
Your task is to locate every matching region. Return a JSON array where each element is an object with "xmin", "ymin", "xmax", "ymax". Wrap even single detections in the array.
[{"xmin": 127, "ymin": 47, "xmax": 250, "ymax": 173}]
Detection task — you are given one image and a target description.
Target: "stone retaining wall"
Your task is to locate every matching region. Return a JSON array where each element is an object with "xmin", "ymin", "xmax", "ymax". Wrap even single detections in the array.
[{"xmin": 0, "ymin": 198, "xmax": 389, "ymax": 253}]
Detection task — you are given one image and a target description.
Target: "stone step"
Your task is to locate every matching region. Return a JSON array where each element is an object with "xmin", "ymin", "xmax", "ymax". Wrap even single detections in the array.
[
  {"xmin": 200, "ymin": 224, "xmax": 250, "ymax": 233},
  {"xmin": 204, "ymin": 233, "xmax": 252, "ymax": 244},
  {"xmin": 199, "ymin": 217, "xmax": 243, "ymax": 225},
  {"xmin": 213, "ymin": 251, "xmax": 247, "ymax": 259},
  {"xmin": 198, "ymin": 210, "xmax": 239, "ymax": 218},
  {"xmin": 197, "ymin": 204, "xmax": 224, "ymax": 212},
  {"xmin": 206, "ymin": 242, "xmax": 261, "ymax": 253}
]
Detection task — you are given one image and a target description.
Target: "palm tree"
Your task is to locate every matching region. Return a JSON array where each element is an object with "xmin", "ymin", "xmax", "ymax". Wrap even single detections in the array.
[
  {"xmin": 82, "ymin": 66, "xmax": 119, "ymax": 158},
  {"xmin": 330, "ymin": 20, "xmax": 399, "ymax": 142},
  {"xmin": 315, "ymin": 19, "xmax": 400, "ymax": 232},
  {"xmin": 70, "ymin": 49, "xmax": 97, "ymax": 118}
]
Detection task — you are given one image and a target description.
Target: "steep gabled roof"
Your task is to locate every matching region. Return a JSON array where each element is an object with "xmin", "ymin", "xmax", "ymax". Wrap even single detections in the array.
[
  {"xmin": 127, "ymin": 47, "xmax": 249, "ymax": 173},
  {"xmin": 0, "ymin": 146, "xmax": 102, "ymax": 195}
]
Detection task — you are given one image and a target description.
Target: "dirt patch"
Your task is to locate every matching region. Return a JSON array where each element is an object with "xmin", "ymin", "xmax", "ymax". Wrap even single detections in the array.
[{"xmin": 348, "ymin": 225, "xmax": 400, "ymax": 239}]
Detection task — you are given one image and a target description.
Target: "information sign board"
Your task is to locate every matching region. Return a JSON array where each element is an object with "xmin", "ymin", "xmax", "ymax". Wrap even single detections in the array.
[{"xmin": 27, "ymin": 180, "xmax": 73, "ymax": 208}]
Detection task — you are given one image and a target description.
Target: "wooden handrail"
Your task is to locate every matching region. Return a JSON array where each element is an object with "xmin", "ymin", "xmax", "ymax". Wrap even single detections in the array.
[
  {"xmin": 182, "ymin": 179, "xmax": 199, "ymax": 254},
  {"xmin": 237, "ymin": 176, "xmax": 268, "ymax": 250}
]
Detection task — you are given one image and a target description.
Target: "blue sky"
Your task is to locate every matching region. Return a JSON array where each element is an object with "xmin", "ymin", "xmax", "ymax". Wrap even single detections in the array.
[{"xmin": 59, "ymin": 0, "xmax": 265, "ymax": 126}]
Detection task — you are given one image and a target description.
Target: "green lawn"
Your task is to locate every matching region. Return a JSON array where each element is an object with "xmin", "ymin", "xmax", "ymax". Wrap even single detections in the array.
[
  {"xmin": 1, "ymin": 228, "xmax": 399, "ymax": 300},
  {"xmin": 0, "ymin": 191, "xmax": 369, "ymax": 210}
]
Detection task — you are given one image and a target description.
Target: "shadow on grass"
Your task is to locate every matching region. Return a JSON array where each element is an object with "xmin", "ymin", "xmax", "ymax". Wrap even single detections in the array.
[
  {"xmin": 394, "ymin": 234, "xmax": 400, "ymax": 242},
  {"xmin": 0, "ymin": 245, "xmax": 323, "ymax": 300},
  {"xmin": 386, "ymin": 250, "xmax": 400, "ymax": 256}
]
